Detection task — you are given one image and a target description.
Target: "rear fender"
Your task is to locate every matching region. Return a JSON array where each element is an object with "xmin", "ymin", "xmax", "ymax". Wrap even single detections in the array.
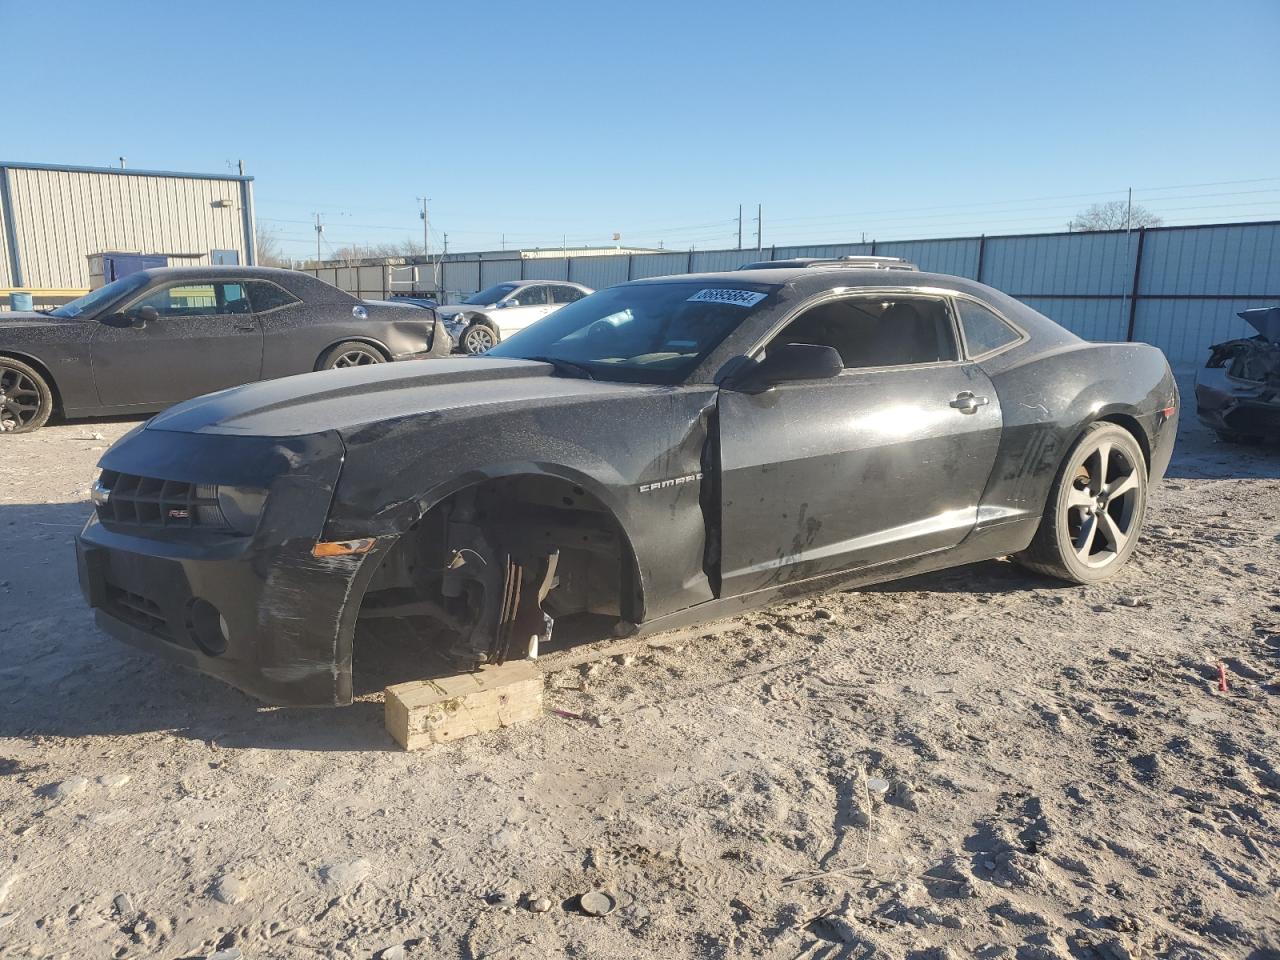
[{"xmin": 979, "ymin": 341, "xmax": 1176, "ymax": 522}]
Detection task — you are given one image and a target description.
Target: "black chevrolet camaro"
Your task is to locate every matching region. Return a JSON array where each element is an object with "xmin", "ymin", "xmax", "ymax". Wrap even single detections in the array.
[
  {"xmin": 0, "ymin": 266, "xmax": 450, "ymax": 432},
  {"xmin": 75, "ymin": 266, "xmax": 1178, "ymax": 705}
]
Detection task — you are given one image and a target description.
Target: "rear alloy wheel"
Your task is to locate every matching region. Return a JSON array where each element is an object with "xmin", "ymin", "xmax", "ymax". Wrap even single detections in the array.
[
  {"xmin": 0, "ymin": 358, "xmax": 54, "ymax": 434},
  {"xmin": 319, "ymin": 341, "xmax": 386, "ymax": 370},
  {"xmin": 1014, "ymin": 422, "xmax": 1148, "ymax": 584},
  {"xmin": 461, "ymin": 323, "xmax": 497, "ymax": 354}
]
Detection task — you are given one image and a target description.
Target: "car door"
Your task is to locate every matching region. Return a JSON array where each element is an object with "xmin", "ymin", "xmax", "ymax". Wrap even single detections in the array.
[
  {"xmin": 716, "ymin": 292, "xmax": 1003, "ymax": 598},
  {"xmin": 90, "ymin": 279, "xmax": 264, "ymax": 407},
  {"xmin": 497, "ymin": 284, "xmax": 553, "ymax": 335}
]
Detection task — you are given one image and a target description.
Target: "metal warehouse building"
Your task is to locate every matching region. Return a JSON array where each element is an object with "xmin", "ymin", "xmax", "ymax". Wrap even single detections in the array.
[{"xmin": 0, "ymin": 160, "xmax": 256, "ymax": 302}]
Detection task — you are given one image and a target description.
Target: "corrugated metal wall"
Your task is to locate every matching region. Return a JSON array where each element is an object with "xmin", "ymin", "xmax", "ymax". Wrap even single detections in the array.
[
  {"xmin": 569, "ymin": 255, "xmax": 630, "ymax": 290},
  {"xmin": 1, "ymin": 164, "xmax": 250, "ymax": 290},
  {"xmin": 0, "ymin": 184, "xmax": 11, "ymax": 288},
  {"xmin": 304, "ymin": 221, "xmax": 1280, "ymax": 367}
]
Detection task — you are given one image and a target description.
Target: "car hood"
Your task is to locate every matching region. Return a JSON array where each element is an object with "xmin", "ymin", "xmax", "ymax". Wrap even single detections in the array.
[
  {"xmin": 435, "ymin": 304, "xmax": 492, "ymax": 320},
  {"xmin": 0, "ymin": 311, "xmax": 84, "ymax": 329},
  {"xmin": 145, "ymin": 357, "xmax": 649, "ymax": 438},
  {"xmin": 1240, "ymin": 307, "xmax": 1280, "ymax": 343},
  {"xmin": 0, "ymin": 312, "xmax": 91, "ymax": 343}
]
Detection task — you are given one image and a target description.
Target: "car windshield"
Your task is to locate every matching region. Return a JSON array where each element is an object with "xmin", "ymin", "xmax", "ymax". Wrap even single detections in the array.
[
  {"xmin": 483, "ymin": 280, "xmax": 779, "ymax": 384},
  {"xmin": 50, "ymin": 273, "xmax": 151, "ymax": 319},
  {"xmin": 462, "ymin": 283, "xmax": 518, "ymax": 306}
]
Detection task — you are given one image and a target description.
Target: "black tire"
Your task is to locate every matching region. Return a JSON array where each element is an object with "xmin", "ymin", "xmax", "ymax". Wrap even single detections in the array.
[
  {"xmin": 0, "ymin": 357, "xmax": 54, "ymax": 434},
  {"xmin": 460, "ymin": 321, "xmax": 498, "ymax": 355},
  {"xmin": 1014, "ymin": 422, "xmax": 1148, "ymax": 584},
  {"xmin": 318, "ymin": 341, "xmax": 386, "ymax": 370}
]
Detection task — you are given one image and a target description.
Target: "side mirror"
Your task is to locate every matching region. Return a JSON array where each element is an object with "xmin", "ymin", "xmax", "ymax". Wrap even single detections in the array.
[
  {"xmin": 131, "ymin": 305, "xmax": 159, "ymax": 329},
  {"xmin": 496, "ymin": 299, "xmax": 514, "ymax": 309},
  {"xmin": 725, "ymin": 342, "xmax": 844, "ymax": 393}
]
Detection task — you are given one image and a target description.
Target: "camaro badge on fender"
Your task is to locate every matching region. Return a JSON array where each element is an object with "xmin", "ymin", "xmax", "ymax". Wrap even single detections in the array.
[{"xmin": 639, "ymin": 472, "xmax": 703, "ymax": 493}]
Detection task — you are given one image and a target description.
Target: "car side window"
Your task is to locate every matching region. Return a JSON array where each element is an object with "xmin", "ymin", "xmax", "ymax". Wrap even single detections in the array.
[
  {"xmin": 766, "ymin": 295, "xmax": 958, "ymax": 369},
  {"xmin": 956, "ymin": 298, "xmax": 1020, "ymax": 356},
  {"xmin": 509, "ymin": 285, "xmax": 548, "ymax": 307},
  {"xmin": 247, "ymin": 280, "xmax": 301, "ymax": 313},
  {"xmin": 127, "ymin": 282, "xmax": 253, "ymax": 318},
  {"xmin": 551, "ymin": 285, "xmax": 585, "ymax": 305}
]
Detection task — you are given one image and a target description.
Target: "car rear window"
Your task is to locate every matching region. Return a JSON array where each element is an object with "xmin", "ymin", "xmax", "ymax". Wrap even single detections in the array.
[{"xmin": 957, "ymin": 298, "xmax": 1021, "ymax": 355}]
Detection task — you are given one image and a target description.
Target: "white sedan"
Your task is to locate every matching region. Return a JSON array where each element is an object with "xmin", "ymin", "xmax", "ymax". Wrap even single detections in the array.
[{"xmin": 437, "ymin": 281, "xmax": 594, "ymax": 354}]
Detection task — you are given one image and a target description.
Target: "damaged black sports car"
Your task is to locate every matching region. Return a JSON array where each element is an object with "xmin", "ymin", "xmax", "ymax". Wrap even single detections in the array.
[
  {"xmin": 1195, "ymin": 306, "xmax": 1280, "ymax": 442},
  {"xmin": 0, "ymin": 266, "xmax": 450, "ymax": 433},
  {"xmin": 76, "ymin": 266, "xmax": 1179, "ymax": 705}
]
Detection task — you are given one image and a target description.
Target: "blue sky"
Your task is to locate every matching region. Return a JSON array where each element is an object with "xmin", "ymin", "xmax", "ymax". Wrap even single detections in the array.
[{"xmin": 3, "ymin": 0, "xmax": 1278, "ymax": 259}]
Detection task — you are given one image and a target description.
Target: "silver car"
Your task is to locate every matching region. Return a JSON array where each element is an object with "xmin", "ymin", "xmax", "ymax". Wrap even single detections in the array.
[{"xmin": 437, "ymin": 281, "xmax": 594, "ymax": 353}]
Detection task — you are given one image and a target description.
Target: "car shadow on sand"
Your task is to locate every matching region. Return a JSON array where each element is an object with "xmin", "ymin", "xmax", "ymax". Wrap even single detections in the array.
[{"xmin": 0, "ymin": 500, "xmax": 435, "ymax": 753}]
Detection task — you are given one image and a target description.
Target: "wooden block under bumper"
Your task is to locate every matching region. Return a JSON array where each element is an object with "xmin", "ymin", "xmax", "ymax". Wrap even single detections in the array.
[{"xmin": 385, "ymin": 660, "xmax": 543, "ymax": 750}]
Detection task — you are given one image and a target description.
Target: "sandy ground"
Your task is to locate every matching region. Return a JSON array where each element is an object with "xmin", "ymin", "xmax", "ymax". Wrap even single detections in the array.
[{"xmin": 0, "ymin": 382, "xmax": 1278, "ymax": 960}]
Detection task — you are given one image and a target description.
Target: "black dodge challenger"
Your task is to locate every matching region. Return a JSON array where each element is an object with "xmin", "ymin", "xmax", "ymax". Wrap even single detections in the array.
[
  {"xmin": 0, "ymin": 266, "xmax": 450, "ymax": 432},
  {"xmin": 75, "ymin": 266, "xmax": 1178, "ymax": 705}
]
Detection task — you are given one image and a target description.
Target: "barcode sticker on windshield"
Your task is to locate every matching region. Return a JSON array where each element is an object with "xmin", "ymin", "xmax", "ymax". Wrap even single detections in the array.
[{"xmin": 686, "ymin": 288, "xmax": 768, "ymax": 308}]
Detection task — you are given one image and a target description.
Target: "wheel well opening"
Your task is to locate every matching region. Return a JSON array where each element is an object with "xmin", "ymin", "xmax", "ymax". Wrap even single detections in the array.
[
  {"xmin": 0, "ymin": 351, "xmax": 61, "ymax": 413},
  {"xmin": 1096, "ymin": 413, "xmax": 1152, "ymax": 475},
  {"xmin": 353, "ymin": 474, "xmax": 639, "ymax": 686},
  {"xmin": 317, "ymin": 339, "xmax": 391, "ymax": 369}
]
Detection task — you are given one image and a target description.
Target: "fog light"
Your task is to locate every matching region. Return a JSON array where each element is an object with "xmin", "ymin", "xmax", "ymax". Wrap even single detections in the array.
[{"xmin": 186, "ymin": 598, "xmax": 229, "ymax": 656}]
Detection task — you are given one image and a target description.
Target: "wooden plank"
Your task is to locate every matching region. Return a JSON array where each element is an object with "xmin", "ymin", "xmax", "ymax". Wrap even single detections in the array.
[{"xmin": 385, "ymin": 660, "xmax": 543, "ymax": 750}]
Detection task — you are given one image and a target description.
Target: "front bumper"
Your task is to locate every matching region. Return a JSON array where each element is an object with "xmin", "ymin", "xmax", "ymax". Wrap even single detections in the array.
[
  {"xmin": 1195, "ymin": 368, "xmax": 1280, "ymax": 437},
  {"xmin": 74, "ymin": 427, "xmax": 388, "ymax": 706}
]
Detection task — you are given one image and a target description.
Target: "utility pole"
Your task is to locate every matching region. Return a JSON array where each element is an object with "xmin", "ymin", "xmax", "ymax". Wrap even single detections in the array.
[
  {"xmin": 754, "ymin": 204, "xmax": 763, "ymax": 253},
  {"xmin": 314, "ymin": 213, "xmax": 323, "ymax": 262},
  {"xmin": 418, "ymin": 197, "xmax": 431, "ymax": 260},
  {"xmin": 237, "ymin": 159, "xmax": 244, "ymax": 176},
  {"xmin": 443, "ymin": 233, "xmax": 448, "ymax": 255},
  {"xmin": 737, "ymin": 205, "xmax": 743, "ymax": 250},
  {"xmin": 1126, "ymin": 187, "xmax": 1133, "ymax": 233}
]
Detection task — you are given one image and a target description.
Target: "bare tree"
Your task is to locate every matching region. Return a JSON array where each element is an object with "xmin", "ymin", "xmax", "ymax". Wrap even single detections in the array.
[
  {"xmin": 325, "ymin": 238, "xmax": 426, "ymax": 262},
  {"xmin": 255, "ymin": 225, "xmax": 292, "ymax": 268},
  {"xmin": 1069, "ymin": 201, "xmax": 1163, "ymax": 232}
]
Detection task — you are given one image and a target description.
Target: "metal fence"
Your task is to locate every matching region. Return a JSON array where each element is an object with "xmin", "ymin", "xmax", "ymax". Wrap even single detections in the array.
[{"xmin": 307, "ymin": 220, "xmax": 1280, "ymax": 366}]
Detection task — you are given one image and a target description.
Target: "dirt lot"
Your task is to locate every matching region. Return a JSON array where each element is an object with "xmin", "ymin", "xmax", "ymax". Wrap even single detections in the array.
[{"xmin": 1, "ymin": 386, "xmax": 1278, "ymax": 960}]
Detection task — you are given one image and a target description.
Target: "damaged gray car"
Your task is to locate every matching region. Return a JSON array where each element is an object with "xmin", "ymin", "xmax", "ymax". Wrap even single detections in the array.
[{"xmin": 1195, "ymin": 306, "xmax": 1280, "ymax": 442}]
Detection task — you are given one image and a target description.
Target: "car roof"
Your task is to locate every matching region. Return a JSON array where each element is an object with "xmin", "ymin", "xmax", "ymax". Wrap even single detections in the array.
[
  {"xmin": 626, "ymin": 267, "xmax": 949, "ymax": 286},
  {"xmin": 132, "ymin": 265, "xmax": 309, "ymax": 281},
  {"xmin": 737, "ymin": 256, "xmax": 918, "ymax": 271}
]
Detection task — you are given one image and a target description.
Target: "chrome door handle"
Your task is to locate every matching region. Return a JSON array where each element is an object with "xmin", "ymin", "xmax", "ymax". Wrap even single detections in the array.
[
  {"xmin": 949, "ymin": 391, "xmax": 989, "ymax": 414},
  {"xmin": 235, "ymin": 324, "xmax": 256, "ymax": 332}
]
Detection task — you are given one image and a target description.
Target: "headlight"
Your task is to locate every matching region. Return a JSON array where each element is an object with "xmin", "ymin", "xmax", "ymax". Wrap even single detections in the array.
[
  {"xmin": 193, "ymin": 483, "xmax": 267, "ymax": 535},
  {"xmin": 216, "ymin": 486, "xmax": 269, "ymax": 536}
]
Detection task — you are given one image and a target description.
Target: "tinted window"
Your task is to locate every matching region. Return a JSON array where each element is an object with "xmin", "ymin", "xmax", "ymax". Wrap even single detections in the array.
[
  {"xmin": 509, "ymin": 285, "xmax": 548, "ymax": 307},
  {"xmin": 247, "ymin": 280, "xmax": 300, "ymax": 312},
  {"xmin": 485, "ymin": 280, "xmax": 777, "ymax": 384},
  {"xmin": 769, "ymin": 296, "xmax": 957, "ymax": 368},
  {"xmin": 551, "ymin": 285, "xmax": 585, "ymax": 304},
  {"xmin": 957, "ymin": 298, "xmax": 1020, "ymax": 355},
  {"xmin": 127, "ymin": 282, "xmax": 253, "ymax": 317}
]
